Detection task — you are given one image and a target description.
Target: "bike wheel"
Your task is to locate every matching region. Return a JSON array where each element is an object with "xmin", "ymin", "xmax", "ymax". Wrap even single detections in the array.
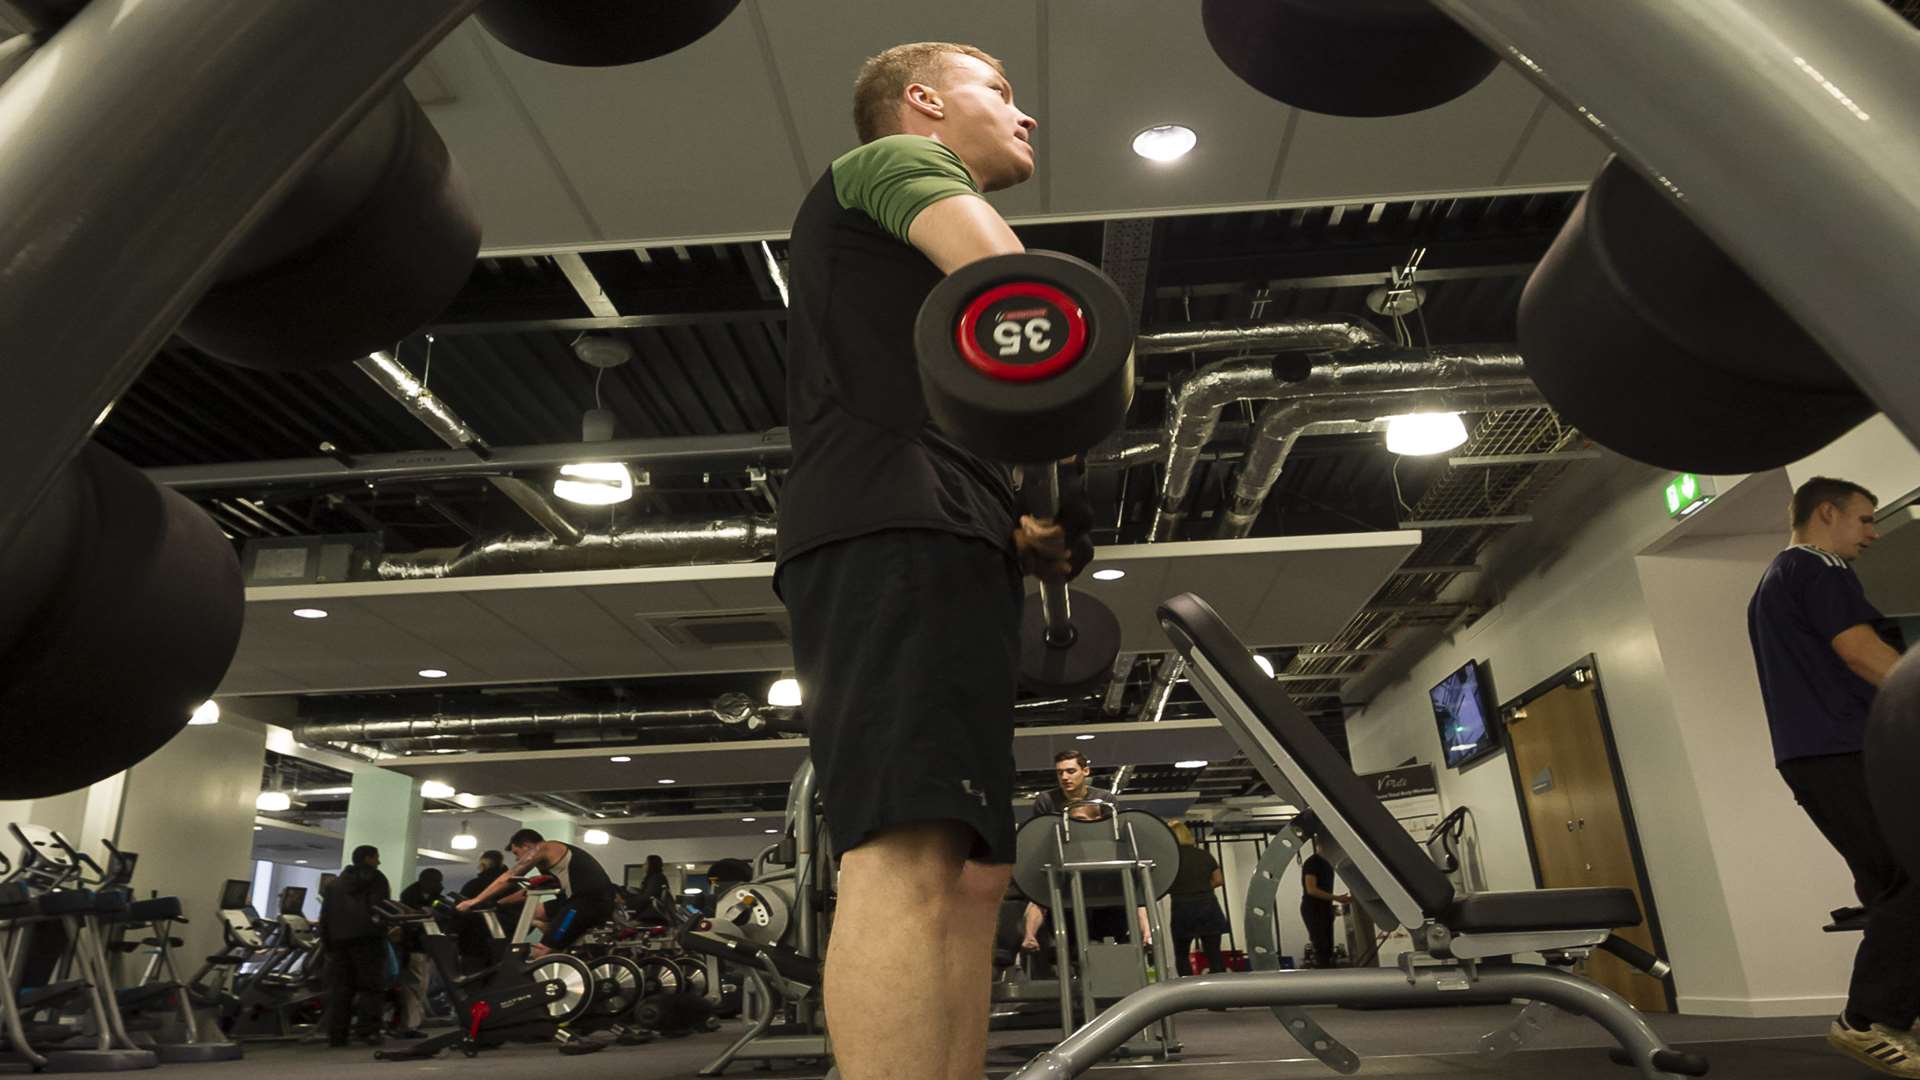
[
  {"xmin": 637, "ymin": 956, "xmax": 684, "ymax": 997},
  {"xmin": 527, "ymin": 953, "xmax": 595, "ymax": 1024},
  {"xmin": 586, "ymin": 955, "xmax": 645, "ymax": 1020}
]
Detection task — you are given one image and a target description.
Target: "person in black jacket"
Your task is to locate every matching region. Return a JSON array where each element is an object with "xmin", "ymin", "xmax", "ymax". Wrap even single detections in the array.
[
  {"xmin": 318, "ymin": 845, "xmax": 392, "ymax": 1046},
  {"xmin": 633, "ymin": 855, "xmax": 671, "ymax": 923},
  {"xmin": 392, "ymin": 867, "xmax": 442, "ymax": 1038}
]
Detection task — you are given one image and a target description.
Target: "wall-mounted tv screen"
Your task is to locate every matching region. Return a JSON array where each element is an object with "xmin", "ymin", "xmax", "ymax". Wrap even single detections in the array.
[{"xmin": 1429, "ymin": 659, "xmax": 1502, "ymax": 769}]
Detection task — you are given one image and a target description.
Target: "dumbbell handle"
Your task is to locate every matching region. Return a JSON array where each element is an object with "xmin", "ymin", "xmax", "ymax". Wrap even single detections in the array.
[{"xmin": 1024, "ymin": 462, "xmax": 1076, "ymax": 648}]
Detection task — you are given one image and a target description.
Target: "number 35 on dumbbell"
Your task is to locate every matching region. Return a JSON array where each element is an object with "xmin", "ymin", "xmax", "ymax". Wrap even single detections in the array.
[{"xmin": 915, "ymin": 251, "xmax": 1135, "ymax": 694}]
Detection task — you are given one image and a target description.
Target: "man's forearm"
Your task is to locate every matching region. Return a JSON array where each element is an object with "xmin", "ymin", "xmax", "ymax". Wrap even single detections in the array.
[{"xmin": 1025, "ymin": 902, "xmax": 1045, "ymax": 938}]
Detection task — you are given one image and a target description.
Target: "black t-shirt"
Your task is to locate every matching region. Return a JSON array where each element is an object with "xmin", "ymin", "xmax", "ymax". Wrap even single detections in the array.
[
  {"xmin": 550, "ymin": 843, "xmax": 615, "ymax": 905},
  {"xmin": 459, "ymin": 865, "xmax": 505, "ymax": 899},
  {"xmin": 1300, "ymin": 853, "xmax": 1336, "ymax": 919},
  {"xmin": 776, "ymin": 135, "xmax": 1017, "ymax": 578},
  {"xmin": 1747, "ymin": 545, "xmax": 1885, "ymax": 764},
  {"xmin": 1169, "ymin": 846, "xmax": 1219, "ymax": 898}
]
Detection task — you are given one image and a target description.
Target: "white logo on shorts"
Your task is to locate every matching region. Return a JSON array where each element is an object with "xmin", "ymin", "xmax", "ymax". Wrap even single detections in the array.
[{"xmin": 960, "ymin": 780, "xmax": 988, "ymax": 807}]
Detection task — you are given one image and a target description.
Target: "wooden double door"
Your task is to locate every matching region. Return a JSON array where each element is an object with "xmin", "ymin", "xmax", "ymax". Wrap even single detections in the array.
[{"xmin": 1503, "ymin": 662, "xmax": 1671, "ymax": 1013}]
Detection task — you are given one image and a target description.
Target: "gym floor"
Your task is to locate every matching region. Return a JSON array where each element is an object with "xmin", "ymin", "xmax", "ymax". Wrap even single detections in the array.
[{"xmin": 64, "ymin": 1006, "xmax": 1849, "ymax": 1079}]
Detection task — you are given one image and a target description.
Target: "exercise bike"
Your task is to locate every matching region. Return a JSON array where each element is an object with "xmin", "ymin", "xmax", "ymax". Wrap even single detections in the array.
[{"xmin": 371, "ymin": 884, "xmax": 598, "ymax": 1060}]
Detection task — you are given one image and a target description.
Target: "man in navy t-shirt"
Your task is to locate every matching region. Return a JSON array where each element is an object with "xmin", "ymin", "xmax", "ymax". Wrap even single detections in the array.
[{"xmin": 1748, "ymin": 475, "xmax": 1915, "ymax": 1073}]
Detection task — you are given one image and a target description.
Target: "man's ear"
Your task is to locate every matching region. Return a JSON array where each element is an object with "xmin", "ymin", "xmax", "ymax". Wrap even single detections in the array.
[{"xmin": 904, "ymin": 83, "xmax": 944, "ymax": 122}]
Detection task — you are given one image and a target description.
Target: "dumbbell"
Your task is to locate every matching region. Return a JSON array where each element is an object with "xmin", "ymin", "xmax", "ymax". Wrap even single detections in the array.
[{"xmin": 915, "ymin": 251, "xmax": 1135, "ymax": 694}]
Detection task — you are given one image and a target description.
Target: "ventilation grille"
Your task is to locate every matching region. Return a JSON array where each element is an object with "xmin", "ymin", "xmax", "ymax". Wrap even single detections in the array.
[{"xmin": 646, "ymin": 612, "xmax": 791, "ymax": 650}]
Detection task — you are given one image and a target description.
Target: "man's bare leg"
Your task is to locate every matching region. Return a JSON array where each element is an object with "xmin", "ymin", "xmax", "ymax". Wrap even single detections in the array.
[
  {"xmin": 826, "ymin": 822, "xmax": 1007, "ymax": 1080},
  {"xmin": 943, "ymin": 859, "xmax": 1014, "ymax": 1080}
]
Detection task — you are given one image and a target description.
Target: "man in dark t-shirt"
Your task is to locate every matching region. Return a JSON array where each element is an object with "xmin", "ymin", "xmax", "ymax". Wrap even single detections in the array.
[
  {"xmin": 1747, "ymin": 476, "xmax": 1917, "ymax": 1071},
  {"xmin": 775, "ymin": 42, "xmax": 1088, "ymax": 1080},
  {"xmin": 457, "ymin": 830, "xmax": 616, "ymax": 958},
  {"xmin": 1300, "ymin": 836, "xmax": 1351, "ymax": 969}
]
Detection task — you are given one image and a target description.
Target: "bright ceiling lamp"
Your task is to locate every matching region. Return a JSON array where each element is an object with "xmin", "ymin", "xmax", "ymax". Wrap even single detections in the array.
[
  {"xmin": 188, "ymin": 700, "xmax": 221, "ymax": 726},
  {"xmin": 553, "ymin": 461, "xmax": 633, "ymax": 505},
  {"xmin": 1176, "ymin": 759, "xmax": 1210, "ymax": 769},
  {"xmin": 767, "ymin": 677, "xmax": 802, "ymax": 708},
  {"xmin": 420, "ymin": 780, "xmax": 457, "ymax": 799},
  {"xmin": 255, "ymin": 790, "xmax": 291, "ymax": 812},
  {"xmin": 582, "ymin": 828, "xmax": 610, "ymax": 845},
  {"xmin": 1384, "ymin": 412, "xmax": 1468, "ymax": 456},
  {"xmin": 1091, "ymin": 568, "xmax": 1125, "ymax": 581},
  {"xmin": 451, "ymin": 822, "xmax": 478, "ymax": 851},
  {"xmin": 1132, "ymin": 124, "xmax": 1197, "ymax": 162},
  {"xmin": 292, "ymin": 608, "xmax": 329, "ymax": 620},
  {"xmin": 1252, "ymin": 655, "xmax": 1275, "ymax": 678}
]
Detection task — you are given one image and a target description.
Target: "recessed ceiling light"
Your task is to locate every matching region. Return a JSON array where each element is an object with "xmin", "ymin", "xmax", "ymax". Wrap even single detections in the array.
[
  {"xmin": 1091, "ymin": 568, "xmax": 1126, "ymax": 581},
  {"xmin": 657, "ymin": 779, "xmax": 676, "ymax": 785},
  {"xmin": 740, "ymin": 817, "xmax": 757, "ymax": 823},
  {"xmin": 1176, "ymin": 759, "xmax": 1210, "ymax": 770},
  {"xmin": 253, "ymin": 825, "xmax": 263, "ymax": 832},
  {"xmin": 1075, "ymin": 734, "xmax": 1096, "ymax": 742},
  {"xmin": 1131, "ymin": 124, "xmax": 1197, "ymax": 162},
  {"xmin": 294, "ymin": 859, "xmax": 308, "ymax": 865},
  {"xmin": 1253, "ymin": 655, "xmax": 1275, "ymax": 678},
  {"xmin": 610, "ymin": 755, "xmax": 632, "ymax": 763},
  {"xmin": 292, "ymin": 608, "xmax": 329, "ymax": 620},
  {"xmin": 582, "ymin": 829, "xmax": 610, "ymax": 846},
  {"xmin": 255, "ymin": 791, "xmax": 291, "ymax": 812},
  {"xmin": 418, "ymin": 668, "xmax": 449, "ymax": 679},
  {"xmin": 683, "ymin": 887, "xmax": 702, "ymax": 895},
  {"xmin": 188, "ymin": 700, "xmax": 221, "ymax": 726},
  {"xmin": 420, "ymin": 781, "xmax": 456, "ymax": 799},
  {"xmin": 764, "ymin": 828, "xmax": 778, "ymax": 834}
]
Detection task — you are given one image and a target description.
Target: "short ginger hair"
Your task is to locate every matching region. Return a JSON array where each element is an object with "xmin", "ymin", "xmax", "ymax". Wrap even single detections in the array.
[{"xmin": 852, "ymin": 42, "xmax": 1006, "ymax": 144}]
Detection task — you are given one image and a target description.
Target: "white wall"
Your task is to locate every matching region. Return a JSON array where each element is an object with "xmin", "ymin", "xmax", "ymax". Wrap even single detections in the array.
[
  {"xmin": 1787, "ymin": 414, "xmax": 1920, "ymax": 510},
  {"xmin": 1636, "ymin": 533, "xmax": 1856, "ymax": 1014},
  {"xmin": 116, "ymin": 716, "xmax": 268, "ymax": 972},
  {"xmin": 1347, "ymin": 465, "xmax": 1768, "ymax": 1014}
]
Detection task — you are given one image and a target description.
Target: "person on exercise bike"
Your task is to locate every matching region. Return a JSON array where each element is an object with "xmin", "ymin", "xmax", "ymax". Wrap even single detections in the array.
[{"xmin": 456, "ymin": 830, "xmax": 615, "ymax": 959}]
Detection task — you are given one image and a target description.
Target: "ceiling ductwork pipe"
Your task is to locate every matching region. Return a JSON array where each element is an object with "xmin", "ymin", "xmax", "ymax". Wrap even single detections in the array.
[
  {"xmin": 1135, "ymin": 318, "xmax": 1387, "ymax": 356},
  {"xmin": 1214, "ymin": 379, "xmax": 1546, "ymax": 539},
  {"xmin": 292, "ymin": 693, "xmax": 757, "ymax": 747},
  {"xmin": 375, "ymin": 515, "xmax": 776, "ymax": 579},
  {"xmin": 1135, "ymin": 656, "xmax": 1185, "ymax": 725},
  {"xmin": 1151, "ymin": 346, "xmax": 1531, "ymax": 541},
  {"xmin": 356, "ymin": 350, "xmax": 584, "ymax": 546},
  {"xmin": 1100, "ymin": 655, "xmax": 1135, "ymax": 716}
]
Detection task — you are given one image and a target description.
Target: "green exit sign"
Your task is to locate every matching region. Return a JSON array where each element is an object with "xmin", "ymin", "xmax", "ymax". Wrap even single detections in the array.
[{"xmin": 1664, "ymin": 473, "xmax": 1717, "ymax": 518}]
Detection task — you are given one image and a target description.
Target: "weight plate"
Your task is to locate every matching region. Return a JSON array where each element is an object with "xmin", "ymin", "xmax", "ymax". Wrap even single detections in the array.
[
  {"xmin": 955, "ymin": 281, "xmax": 1089, "ymax": 382},
  {"xmin": 1019, "ymin": 588, "xmax": 1122, "ymax": 695},
  {"xmin": 1012, "ymin": 810, "xmax": 1182, "ymax": 905},
  {"xmin": 917, "ymin": 250, "xmax": 1135, "ymax": 464}
]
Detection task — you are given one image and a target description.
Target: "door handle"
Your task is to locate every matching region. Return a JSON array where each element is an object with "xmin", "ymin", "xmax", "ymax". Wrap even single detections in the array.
[{"xmin": 1566, "ymin": 820, "xmax": 1575, "ymax": 832}]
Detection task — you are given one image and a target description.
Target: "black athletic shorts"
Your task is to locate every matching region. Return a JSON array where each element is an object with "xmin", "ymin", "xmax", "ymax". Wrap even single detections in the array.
[
  {"xmin": 781, "ymin": 529, "xmax": 1024, "ymax": 865},
  {"xmin": 542, "ymin": 893, "xmax": 613, "ymax": 949}
]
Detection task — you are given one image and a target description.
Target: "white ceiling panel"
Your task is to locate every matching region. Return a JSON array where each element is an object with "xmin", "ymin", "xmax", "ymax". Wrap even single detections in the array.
[
  {"xmin": 1275, "ymin": 64, "xmax": 1545, "ymax": 201},
  {"xmin": 1045, "ymin": 0, "xmax": 1298, "ymax": 216},
  {"xmin": 757, "ymin": 0, "xmax": 1046, "ymax": 220},
  {"xmin": 408, "ymin": 4, "xmax": 1599, "ymax": 254},
  {"xmin": 477, "ymin": 6, "xmax": 807, "ymax": 243},
  {"xmin": 1499, "ymin": 103, "xmax": 1610, "ymax": 189},
  {"xmin": 221, "ymin": 531, "xmax": 1419, "ymax": 695},
  {"xmin": 382, "ymin": 717, "xmax": 1239, "ymax": 797},
  {"xmin": 406, "ymin": 26, "xmax": 601, "ymax": 250}
]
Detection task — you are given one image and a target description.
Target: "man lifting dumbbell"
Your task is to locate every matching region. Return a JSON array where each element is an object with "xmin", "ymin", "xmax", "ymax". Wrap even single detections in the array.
[{"xmin": 777, "ymin": 42, "xmax": 1132, "ymax": 1080}]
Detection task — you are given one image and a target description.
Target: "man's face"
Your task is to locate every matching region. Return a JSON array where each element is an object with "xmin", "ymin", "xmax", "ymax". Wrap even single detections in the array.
[
  {"xmin": 1055, "ymin": 758, "xmax": 1089, "ymax": 796},
  {"xmin": 1824, "ymin": 494, "xmax": 1880, "ymax": 560},
  {"xmin": 926, "ymin": 54, "xmax": 1036, "ymax": 193},
  {"xmin": 510, "ymin": 842, "xmax": 535, "ymax": 864}
]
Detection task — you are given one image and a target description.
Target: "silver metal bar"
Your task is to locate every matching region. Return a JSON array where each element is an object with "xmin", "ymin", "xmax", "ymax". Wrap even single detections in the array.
[
  {"xmin": 552, "ymin": 253, "xmax": 620, "ymax": 318},
  {"xmin": 0, "ymin": 0, "xmax": 480, "ymax": 556},
  {"xmin": 1389, "ymin": 564, "xmax": 1481, "ymax": 577},
  {"xmin": 1135, "ymin": 317, "xmax": 1385, "ymax": 356},
  {"xmin": 1361, "ymin": 602, "xmax": 1472, "ymax": 615},
  {"xmin": 1398, "ymin": 515, "xmax": 1534, "ymax": 529},
  {"xmin": 1435, "ymin": 0, "xmax": 1920, "ymax": 450},
  {"xmin": 1294, "ymin": 648, "xmax": 1392, "ymax": 659},
  {"xmin": 1447, "ymin": 450, "xmax": 1603, "ymax": 467},
  {"xmin": 1001, "ymin": 966, "xmax": 1686, "ymax": 1080},
  {"xmin": 146, "ymin": 431, "xmax": 793, "ymax": 491},
  {"xmin": 1068, "ymin": 865, "xmax": 1097, "ymax": 1034},
  {"xmin": 1026, "ymin": 463, "xmax": 1074, "ymax": 644},
  {"xmin": 1047, "ymin": 863, "xmax": 1074, "ymax": 1041},
  {"xmin": 1270, "ymin": 672, "xmax": 1361, "ymax": 683}
]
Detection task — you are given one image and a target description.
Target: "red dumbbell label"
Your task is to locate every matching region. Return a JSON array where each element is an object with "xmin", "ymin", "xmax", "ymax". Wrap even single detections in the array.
[{"xmin": 955, "ymin": 282, "xmax": 1088, "ymax": 382}]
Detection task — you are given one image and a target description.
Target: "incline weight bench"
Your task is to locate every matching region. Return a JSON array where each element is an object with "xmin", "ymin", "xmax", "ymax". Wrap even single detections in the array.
[{"xmin": 1006, "ymin": 593, "xmax": 1703, "ymax": 1080}]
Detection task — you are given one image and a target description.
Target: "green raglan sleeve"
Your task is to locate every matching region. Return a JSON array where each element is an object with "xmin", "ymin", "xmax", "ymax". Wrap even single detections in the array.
[{"xmin": 832, "ymin": 134, "xmax": 980, "ymax": 243}]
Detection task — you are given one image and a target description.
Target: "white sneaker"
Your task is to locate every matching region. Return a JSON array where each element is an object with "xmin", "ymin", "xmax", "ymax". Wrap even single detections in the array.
[{"xmin": 1830, "ymin": 1018, "xmax": 1920, "ymax": 1077}]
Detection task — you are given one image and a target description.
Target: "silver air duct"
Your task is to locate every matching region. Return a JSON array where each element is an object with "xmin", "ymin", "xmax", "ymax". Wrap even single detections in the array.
[
  {"xmin": 1215, "ymin": 379, "xmax": 1546, "ymax": 538},
  {"xmin": 1135, "ymin": 318, "xmax": 1386, "ymax": 356},
  {"xmin": 356, "ymin": 350, "xmax": 584, "ymax": 545},
  {"xmin": 1135, "ymin": 656, "xmax": 1185, "ymax": 724},
  {"xmin": 1151, "ymin": 346, "xmax": 1531, "ymax": 540},
  {"xmin": 291, "ymin": 693, "xmax": 757, "ymax": 746},
  {"xmin": 375, "ymin": 515, "xmax": 776, "ymax": 579}
]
